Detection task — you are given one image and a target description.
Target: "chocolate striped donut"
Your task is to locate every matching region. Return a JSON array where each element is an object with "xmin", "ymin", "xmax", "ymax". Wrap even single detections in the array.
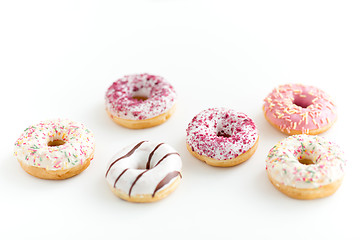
[{"xmin": 105, "ymin": 141, "xmax": 182, "ymax": 202}]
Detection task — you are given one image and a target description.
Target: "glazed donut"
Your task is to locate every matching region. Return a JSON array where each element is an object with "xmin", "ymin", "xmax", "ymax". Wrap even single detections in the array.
[
  {"xmin": 186, "ymin": 108, "xmax": 259, "ymax": 167},
  {"xmin": 263, "ymin": 84, "xmax": 337, "ymax": 135},
  {"xmin": 14, "ymin": 119, "xmax": 95, "ymax": 180},
  {"xmin": 266, "ymin": 134, "xmax": 345, "ymax": 200},
  {"xmin": 105, "ymin": 141, "xmax": 182, "ymax": 202},
  {"xmin": 105, "ymin": 73, "xmax": 177, "ymax": 129}
]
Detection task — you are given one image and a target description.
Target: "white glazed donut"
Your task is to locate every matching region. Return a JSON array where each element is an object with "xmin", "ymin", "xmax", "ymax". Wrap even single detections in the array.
[
  {"xmin": 14, "ymin": 119, "xmax": 95, "ymax": 180},
  {"xmin": 105, "ymin": 73, "xmax": 177, "ymax": 129},
  {"xmin": 186, "ymin": 108, "xmax": 259, "ymax": 167},
  {"xmin": 266, "ymin": 134, "xmax": 346, "ymax": 199},
  {"xmin": 105, "ymin": 141, "xmax": 182, "ymax": 202}
]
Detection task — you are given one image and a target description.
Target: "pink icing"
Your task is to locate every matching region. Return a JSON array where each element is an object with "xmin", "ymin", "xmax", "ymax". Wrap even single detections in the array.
[
  {"xmin": 263, "ymin": 84, "xmax": 337, "ymax": 134},
  {"xmin": 186, "ymin": 108, "xmax": 258, "ymax": 160},
  {"xmin": 105, "ymin": 73, "xmax": 177, "ymax": 120}
]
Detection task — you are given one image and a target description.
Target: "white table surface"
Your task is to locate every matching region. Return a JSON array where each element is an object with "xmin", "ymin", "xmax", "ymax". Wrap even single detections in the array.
[{"xmin": 1, "ymin": 1, "xmax": 359, "ymax": 239}]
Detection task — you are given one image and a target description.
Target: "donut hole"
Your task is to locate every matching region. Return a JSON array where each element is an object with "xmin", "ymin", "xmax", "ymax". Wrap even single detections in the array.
[
  {"xmin": 132, "ymin": 160, "xmax": 148, "ymax": 170},
  {"xmin": 134, "ymin": 164, "xmax": 147, "ymax": 170},
  {"xmin": 298, "ymin": 157, "xmax": 315, "ymax": 165},
  {"xmin": 216, "ymin": 120, "xmax": 233, "ymax": 138},
  {"xmin": 131, "ymin": 87, "xmax": 150, "ymax": 101},
  {"xmin": 132, "ymin": 95, "xmax": 148, "ymax": 101},
  {"xmin": 217, "ymin": 130, "xmax": 232, "ymax": 138},
  {"xmin": 48, "ymin": 139, "xmax": 65, "ymax": 147},
  {"xmin": 293, "ymin": 94, "xmax": 315, "ymax": 108}
]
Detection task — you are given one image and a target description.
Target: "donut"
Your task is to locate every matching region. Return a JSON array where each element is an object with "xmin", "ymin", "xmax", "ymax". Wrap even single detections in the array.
[
  {"xmin": 105, "ymin": 141, "xmax": 182, "ymax": 202},
  {"xmin": 186, "ymin": 108, "xmax": 259, "ymax": 167},
  {"xmin": 263, "ymin": 84, "xmax": 337, "ymax": 135},
  {"xmin": 105, "ymin": 73, "xmax": 177, "ymax": 129},
  {"xmin": 14, "ymin": 119, "xmax": 95, "ymax": 180},
  {"xmin": 266, "ymin": 134, "xmax": 345, "ymax": 200}
]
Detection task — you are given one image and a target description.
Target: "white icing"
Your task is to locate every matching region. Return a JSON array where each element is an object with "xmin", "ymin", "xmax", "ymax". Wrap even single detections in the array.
[{"xmin": 106, "ymin": 141, "xmax": 182, "ymax": 197}]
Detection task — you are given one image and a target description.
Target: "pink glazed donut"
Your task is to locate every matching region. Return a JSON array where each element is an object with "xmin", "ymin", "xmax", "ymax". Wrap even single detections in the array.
[{"xmin": 263, "ymin": 84, "xmax": 337, "ymax": 135}]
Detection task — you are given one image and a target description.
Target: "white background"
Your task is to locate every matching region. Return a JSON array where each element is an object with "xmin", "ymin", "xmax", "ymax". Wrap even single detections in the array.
[{"xmin": 1, "ymin": 1, "xmax": 359, "ymax": 239}]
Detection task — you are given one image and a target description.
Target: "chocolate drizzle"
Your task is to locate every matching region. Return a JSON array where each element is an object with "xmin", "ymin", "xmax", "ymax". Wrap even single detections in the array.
[
  {"xmin": 146, "ymin": 143, "xmax": 164, "ymax": 169},
  {"xmin": 105, "ymin": 141, "xmax": 147, "ymax": 177},
  {"xmin": 113, "ymin": 168, "xmax": 129, "ymax": 188},
  {"xmin": 128, "ymin": 170, "xmax": 149, "ymax": 197},
  {"xmin": 154, "ymin": 152, "xmax": 180, "ymax": 167},
  {"xmin": 152, "ymin": 171, "xmax": 181, "ymax": 197}
]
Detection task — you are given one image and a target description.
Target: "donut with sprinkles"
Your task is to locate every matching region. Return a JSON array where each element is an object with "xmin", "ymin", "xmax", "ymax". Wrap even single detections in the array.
[
  {"xmin": 263, "ymin": 84, "xmax": 337, "ymax": 135},
  {"xmin": 266, "ymin": 134, "xmax": 345, "ymax": 199},
  {"xmin": 105, "ymin": 73, "xmax": 177, "ymax": 129},
  {"xmin": 14, "ymin": 119, "xmax": 95, "ymax": 180},
  {"xmin": 105, "ymin": 141, "xmax": 182, "ymax": 202},
  {"xmin": 186, "ymin": 108, "xmax": 259, "ymax": 167}
]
